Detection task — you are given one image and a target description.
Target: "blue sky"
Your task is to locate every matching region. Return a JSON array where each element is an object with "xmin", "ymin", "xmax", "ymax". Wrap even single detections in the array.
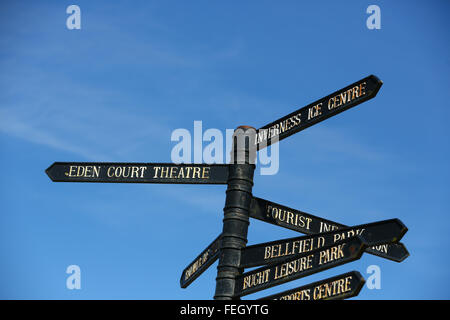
[{"xmin": 0, "ymin": 0, "xmax": 449, "ymax": 299}]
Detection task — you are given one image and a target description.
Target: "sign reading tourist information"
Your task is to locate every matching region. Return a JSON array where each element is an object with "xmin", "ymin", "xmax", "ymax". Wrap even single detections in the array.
[
  {"xmin": 46, "ymin": 162, "xmax": 229, "ymax": 184},
  {"xmin": 259, "ymin": 271, "xmax": 365, "ymax": 301},
  {"xmin": 180, "ymin": 234, "xmax": 221, "ymax": 288},
  {"xmin": 240, "ymin": 219, "xmax": 407, "ymax": 268},
  {"xmin": 234, "ymin": 236, "xmax": 367, "ymax": 297},
  {"xmin": 255, "ymin": 75, "xmax": 383, "ymax": 150},
  {"xmin": 249, "ymin": 196, "xmax": 410, "ymax": 262}
]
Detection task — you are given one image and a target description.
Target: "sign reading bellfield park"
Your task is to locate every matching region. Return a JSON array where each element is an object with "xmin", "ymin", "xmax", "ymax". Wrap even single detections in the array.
[{"xmin": 46, "ymin": 75, "xmax": 409, "ymax": 300}]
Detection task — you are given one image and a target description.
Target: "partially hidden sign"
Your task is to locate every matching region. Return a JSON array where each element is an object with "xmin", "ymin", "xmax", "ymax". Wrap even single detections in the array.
[
  {"xmin": 249, "ymin": 196, "xmax": 409, "ymax": 262},
  {"xmin": 258, "ymin": 271, "xmax": 365, "ymax": 300}
]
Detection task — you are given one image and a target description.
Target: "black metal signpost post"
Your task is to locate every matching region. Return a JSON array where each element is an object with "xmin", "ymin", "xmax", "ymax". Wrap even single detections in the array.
[
  {"xmin": 214, "ymin": 126, "xmax": 256, "ymax": 300},
  {"xmin": 46, "ymin": 75, "xmax": 409, "ymax": 301}
]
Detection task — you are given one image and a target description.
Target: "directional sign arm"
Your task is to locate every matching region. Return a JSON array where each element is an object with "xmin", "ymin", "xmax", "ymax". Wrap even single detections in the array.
[
  {"xmin": 255, "ymin": 75, "xmax": 383, "ymax": 150},
  {"xmin": 258, "ymin": 271, "xmax": 365, "ymax": 300},
  {"xmin": 249, "ymin": 196, "xmax": 409, "ymax": 262},
  {"xmin": 250, "ymin": 196, "xmax": 338, "ymax": 235},
  {"xmin": 46, "ymin": 162, "xmax": 230, "ymax": 184},
  {"xmin": 180, "ymin": 234, "xmax": 221, "ymax": 288},
  {"xmin": 240, "ymin": 218, "xmax": 407, "ymax": 268}
]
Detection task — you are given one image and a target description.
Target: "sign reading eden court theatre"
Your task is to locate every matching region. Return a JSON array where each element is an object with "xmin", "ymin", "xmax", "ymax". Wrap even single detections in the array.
[{"xmin": 46, "ymin": 162, "xmax": 229, "ymax": 184}]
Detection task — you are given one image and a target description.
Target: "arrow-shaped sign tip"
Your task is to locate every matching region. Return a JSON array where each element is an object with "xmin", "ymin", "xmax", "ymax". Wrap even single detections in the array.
[
  {"xmin": 45, "ymin": 163, "xmax": 55, "ymax": 181},
  {"xmin": 368, "ymin": 74, "xmax": 383, "ymax": 97},
  {"xmin": 398, "ymin": 245, "xmax": 410, "ymax": 262},
  {"xmin": 393, "ymin": 218, "xmax": 409, "ymax": 240}
]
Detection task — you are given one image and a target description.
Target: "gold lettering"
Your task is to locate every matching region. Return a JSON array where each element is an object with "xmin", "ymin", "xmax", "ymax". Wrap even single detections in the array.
[
  {"xmin": 319, "ymin": 244, "xmax": 345, "ymax": 265},
  {"xmin": 344, "ymin": 276, "xmax": 352, "ymax": 292},
  {"xmin": 92, "ymin": 166, "xmax": 100, "ymax": 178},
  {"xmin": 202, "ymin": 167, "xmax": 210, "ymax": 179},
  {"xmin": 337, "ymin": 278, "xmax": 345, "ymax": 295},
  {"xmin": 115, "ymin": 167, "xmax": 122, "ymax": 177},
  {"xmin": 121, "ymin": 166, "xmax": 130, "ymax": 178},
  {"xmin": 371, "ymin": 244, "xmax": 388, "ymax": 254},
  {"xmin": 153, "ymin": 167, "xmax": 161, "ymax": 178},
  {"xmin": 242, "ymin": 269, "xmax": 270, "ymax": 290},
  {"xmin": 305, "ymin": 217, "xmax": 312, "ymax": 230},
  {"xmin": 76, "ymin": 166, "xmax": 85, "ymax": 177},
  {"xmin": 291, "ymin": 241, "xmax": 300, "ymax": 255},
  {"xmin": 359, "ymin": 82, "xmax": 366, "ymax": 96},
  {"xmin": 68, "ymin": 166, "xmax": 77, "ymax": 177},
  {"xmin": 352, "ymin": 86, "xmax": 359, "ymax": 99},
  {"xmin": 264, "ymin": 246, "xmax": 271, "ymax": 260},
  {"xmin": 169, "ymin": 166, "xmax": 177, "ymax": 178},
  {"xmin": 160, "ymin": 166, "xmax": 169, "ymax": 178},
  {"xmin": 177, "ymin": 167, "xmax": 185, "ymax": 178},
  {"xmin": 131, "ymin": 166, "xmax": 139, "ymax": 178},
  {"xmin": 84, "ymin": 166, "xmax": 92, "ymax": 177},
  {"xmin": 185, "ymin": 167, "xmax": 192, "ymax": 178},
  {"xmin": 319, "ymin": 247, "xmax": 330, "ymax": 265},
  {"xmin": 327, "ymin": 82, "xmax": 367, "ymax": 112},
  {"xmin": 280, "ymin": 120, "xmax": 286, "ymax": 133},
  {"xmin": 307, "ymin": 103, "xmax": 322, "ymax": 120},
  {"xmin": 286, "ymin": 211, "xmax": 294, "ymax": 225},
  {"xmin": 320, "ymin": 222, "xmax": 339, "ymax": 233},
  {"xmin": 339, "ymin": 91, "xmax": 347, "ymax": 105},
  {"xmin": 328, "ymin": 97, "xmax": 335, "ymax": 110}
]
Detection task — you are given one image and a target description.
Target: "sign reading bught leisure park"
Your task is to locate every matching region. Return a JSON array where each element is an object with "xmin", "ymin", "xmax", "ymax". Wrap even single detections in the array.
[{"xmin": 46, "ymin": 75, "xmax": 409, "ymax": 300}]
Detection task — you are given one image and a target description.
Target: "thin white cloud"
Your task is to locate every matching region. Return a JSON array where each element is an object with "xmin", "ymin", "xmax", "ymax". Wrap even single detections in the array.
[{"xmin": 0, "ymin": 110, "xmax": 110, "ymax": 160}]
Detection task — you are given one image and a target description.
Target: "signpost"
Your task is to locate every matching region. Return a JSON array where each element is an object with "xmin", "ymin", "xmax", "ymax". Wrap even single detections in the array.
[
  {"xmin": 46, "ymin": 75, "xmax": 409, "ymax": 300},
  {"xmin": 249, "ymin": 197, "xmax": 409, "ymax": 262},
  {"xmin": 258, "ymin": 271, "xmax": 365, "ymax": 301}
]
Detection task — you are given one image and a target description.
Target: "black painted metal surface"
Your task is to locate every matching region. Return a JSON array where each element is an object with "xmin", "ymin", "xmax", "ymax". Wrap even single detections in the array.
[
  {"xmin": 180, "ymin": 234, "xmax": 221, "ymax": 289},
  {"xmin": 256, "ymin": 75, "xmax": 383, "ymax": 150},
  {"xmin": 258, "ymin": 271, "xmax": 365, "ymax": 300},
  {"xmin": 240, "ymin": 218, "xmax": 407, "ymax": 268},
  {"xmin": 44, "ymin": 75, "xmax": 410, "ymax": 301},
  {"xmin": 214, "ymin": 126, "xmax": 256, "ymax": 300},
  {"xmin": 234, "ymin": 236, "xmax": 367, "ymax": 297},
  {"xmin": 250, "ymin": 197, "xmax": 409, "ymax": 262},
  {"xmin": 46, "ymin": 162, "xmax": 229, "ymax": 184}
]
